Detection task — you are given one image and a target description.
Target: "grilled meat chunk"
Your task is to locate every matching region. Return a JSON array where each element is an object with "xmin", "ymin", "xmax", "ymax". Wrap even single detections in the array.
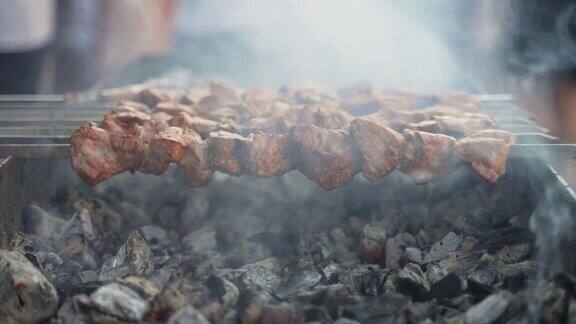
[
  {"xmin": 136, "ymin": 87, "xmax": 174, "ymax": 107},
  {"xmin": 72, "ymin": 85, "xmax": 515, "ymax": 188},
  {"xmin": 399, "ymin": 130, "xmax": 458, "ymax": 184},
  {"xmin": 71, "ymin": 122, "xmax": 138, "ymax": 185},
  {"xmin": 350, "ymin": 118, "xmax": 404, "ymax": 182},
  {"xmin": 206, "ymin": 131, "xmax": 248, "ymax": 175},
  {"xmin": 456, "ymin": 130, "xmax": 515, "ymax": 183},
  {"xmin": 238, "ymin": 132, "xmax": 293, "ymax": 177},
  {"xmin": 155, "ymin": 102, "xmax": 196, "ymax": 115},
  {"xmin": 141, "ymin": 127, "xmax": 213, "ymax": 186},
  {"xmin": 435, "ymin": 113, "xmax": 499, "ymax": 137},
  {"xmin": 289, "ymin": 125, "xmax": 359, "ymax": 190},
  {"xmin": 99, "ymin": 85, "xmax": 146, "ymax": 102},
  {"xmin": 210, "ymin": 82, "xmax": 239, "ymax": 105},
  {"xmin": 140, "ymin": 127, "xmax": 190, "ymax": 175},
  {"xmin": 170, "ymin": 113, "xmax": 227, "ymax": 138},
  {"xmin": 180, "ymin": 89, "xmax": 210, "ymax": 105},
  {"xmin": 244, "ymin": 116, "xmax": 290, "ymax": 134},
  {"xmin": 242, "ymin": 88, "xmax": 279, "ymax": 110},
  {"xmin": 297, "ymin": 103, "xmax": 353, "ymax": 130}
]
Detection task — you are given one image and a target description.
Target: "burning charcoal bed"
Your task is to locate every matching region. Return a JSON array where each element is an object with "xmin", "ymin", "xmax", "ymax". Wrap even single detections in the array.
[{"xmin": 0, "ymin": 86, "xmax": 574, "ymax": 323}]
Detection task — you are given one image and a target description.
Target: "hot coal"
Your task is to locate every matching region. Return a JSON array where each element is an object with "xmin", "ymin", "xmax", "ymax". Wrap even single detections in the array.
[{"xmin": 1, "ymin": 159, "xmax": 560, "ymax": 323}]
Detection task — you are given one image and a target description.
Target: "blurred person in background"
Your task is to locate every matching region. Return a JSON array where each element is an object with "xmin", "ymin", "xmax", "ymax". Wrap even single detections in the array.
[
  {"xmin": 54, "ymin": 0, "xmax": 177, "ymax": 92},
  {"xmin": 0, "ymin": 0, "xmax": 56, "ymax": 94},
  {"xmin": 504, "ymin": 0, "xmax": 576, "ymax": 143},
  {"xmin": 0, "ymin": 0, "xmax": 176, "ymax": 94}
]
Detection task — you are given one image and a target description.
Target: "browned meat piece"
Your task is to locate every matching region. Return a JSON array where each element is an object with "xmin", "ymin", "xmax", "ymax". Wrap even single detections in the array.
[
  {"xmin": 242, "ymin": 88, "xmax": 279, "ymax": 109},
  {"xmin": 243, "ymin": 100, "xmax": 295, "ymax": 121},
  {"xmin": 101, "ymin": 114, "xmax": 143, "ymax": 138},
  {"xmin": 170, "ymin": 113, "xmax": 224, "ymax": 138},
  {"xmin": 296, "ymin": 103, "xmax": 352, "ymax": 129},
  {"xmin": 437, "ymin": 93, "xmax": 479, "ymax": 111},
  {"xmin": 100, "ymin": 85, "xmax": 146, "ymax": 102},
  {"xmin": 245, "ymin": 116, "xmax": 290, "ymax": 134},
  {"xmin": 421, "ymin": 105, "xmax": 464, "ymax": 119},
  {"xmin": 237, "ymin": 132, "xmax": 292, "ymax": 177},
  {"xmin": 350, "ymin": 118, "xmax": 404, "ymax": 182},
  {"xmin": 141, "ymin": 127, "xmax": 213, "ymax": 186},
  {"xmin": 406, "ymin": 120, "xmax": 439, "ymax": 133},
  {"xmin": 375, "ymin": 104, "xmax": 425, "ymax": 124},
  {"xmin": 115, "ymin": 101, "xmax": 151, "ymax": 114},
  {"xmin": 136, "ymin": 87, "xmax": 174, "ymax": 107},
  {"xmin": 357, "ymin": 112, "xmax": 390, "ymax": 128},
  {"xmin": 195, "ymin": 95, "xmax": 220, "ymax": 113},
  {"xmin": 376, "ymin": 91, "xmax": 417, "ymax": 110},
  {"xmin": 399, "ymin": 130, "xmax": 458, "ymax": 184},
  {"xmin": 210, "ymin": 82, "xmax": 238, "ymax": 105},
  {"xmin": 338, "ymin": 83, "xmax": 373, "ymax": 101},
  {"xmin": 181, "ymin": 140, "xmax": 214, "ymax": 187},
  {"xmin": 289, "ymin": 125, "xmax": 359, "ymax": 190},
  {"xmin": 151, "ymin": 111, "xmax": 174, "ymax": 124},
  {"xmin": 435, "ymin": 113, "xmax": 498, "ymax": 137},
  {"xmin": 155, "ymin": 102, "xmax": 196, "ymax": 115},
  {"xmin": 180, "ymin": 89, "xmax": 210, "ymax": 105},
  {"xmin": 71, "ymin": 122, "xmax": 139, "ymax": 185},
  {"xmin": 281, "ymin": 86, "xmax": 332, "ymax": 105},
  {"xmin": 109, "ymin": 110, "xmax": 152, "ymax": 126},
  {"xmin": 108, "ymin": 101, "xmax": 151, "ymax": 132},
  {"xmin": 456, "ymin": 130, "xmax": 514, "ymax": 183},
  {"xmin": 267, "ymin": 101, "xmax": 294, "ymax": 119},
  {"xmin": 209, "ymin": 106, "xmax": 243, "ymax": 124},
  {"xmin": 206, "ymin": 131, "xmax": 248, "ymax": 175},
  {"xmin": 140, "ymin": 127, "xmax": 185, "ymax": 175}
]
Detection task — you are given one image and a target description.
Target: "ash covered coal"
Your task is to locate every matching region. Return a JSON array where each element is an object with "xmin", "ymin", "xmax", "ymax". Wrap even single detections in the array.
[{"xmin": 1, "ymin": 160, "xmax": 571, "ymax": 323}]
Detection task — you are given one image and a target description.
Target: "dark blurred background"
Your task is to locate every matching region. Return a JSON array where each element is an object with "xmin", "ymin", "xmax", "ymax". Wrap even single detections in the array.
[{"xmin": 1, "ymin": 0, "xmax": 576, "ymax": 141}]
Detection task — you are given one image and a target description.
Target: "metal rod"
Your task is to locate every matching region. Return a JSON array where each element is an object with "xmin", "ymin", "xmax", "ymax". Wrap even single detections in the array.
[
  {"xmin": 0, "ymin": 142, "xmax": 569, "ymax": 161},
  {"xmin": 0, "ymin": 95, "xmax": 65, "ymax": 102},
  {"xmin": 510, "ymin": 144, "xmax": 576, "ymax": 160},
  {"xmin": 473, "ymin": 94, "xmax": 515, "ymax": 102},
  {"xmin": 0, "ymin": 144, "xmax": 70, "ymax": 158},
  {"xmin": 0, "ymin": 135, "xmax": 69, "ymax": 144}
]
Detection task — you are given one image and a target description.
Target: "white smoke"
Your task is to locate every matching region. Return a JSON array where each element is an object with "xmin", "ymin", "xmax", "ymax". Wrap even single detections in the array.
[{"xmin": 178, "ymin": 0, "xmax": 461, "ymax": 90}]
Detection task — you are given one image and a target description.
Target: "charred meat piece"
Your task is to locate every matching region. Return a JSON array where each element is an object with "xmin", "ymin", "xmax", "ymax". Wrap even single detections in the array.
[
  {"xmin": 209, "ymin": 106, "xmax": 243, "ymax": 124},
  {"xmin": 399, "ymin": 130, "xmax": 458, "ymax": 184},
  {"xmin": 435, "ymin": 113, "xmax": 499, "ymax": 137},
  {"xmin": 136, "ymin": 87, "xmax": 174, "ymax": 107},
  {"xmin": 170, "ymin": 113, "xmax": 226, "ymax": 139},
  {"xmin": 289, "ymin": 125, "xmax": 359, "ymax": 190},
  {"xmin": 297, "ymin": 103, "xmax": 353, "ymax": 130},
  {"xmin": 406, "ymin": 120, "xmax": 440, "ymax": 133},
  {"xmin": 421, "ymin": 105, "xmax": 466, "ymax": 119},
  {"xmin": 238, "ymin": 132, "xmax": 293, "ymax": 177},
  {"xmin": 350, "ymin": 118, "xmax": 404, "ymax": 182},
  {"xmin": 71, "ymin": 122, "xmax": 136, "ymax": 185},
  {"xmin": 114, "ymin": 101, "xmax": 151, "ymax": 114},
  {"xmin": 180, "ymin": 89, "xmax": 210, "ymax": 105},
  {"xmin": 155, "ymin": 102, "xmax": 196, "ymax": 115},
  {"xmin": 211, "ymin": 82, "xmax": 239, "ymax": 105},
  {"xmin": 437, "ymin": 93, "xmax": 479, "ymax": 111},
  {"xmin": 141, "ymin": 127, "xmax": 213, "ymax": 186},
  {"xmin": 206, "ymin": 131, "xmax": 249, "ymax": 175},
  {"xmin": 100, "ymin": 112, "xmax": 155, "ymax": 145},
  {"xmin": 456, "ymin": 130, "xmax": 515, "ymax": 183},
  {"xmin": 244, "ymin": 116, "xmax": 290, "ymax": 134},
  {"xmin": 281, "ymin": 86, "xmax": 333, "ymax": 105},
  {"xmin": 99, "ymin": 85, "xmax": 146, "ymax": 102},
  {"xmin": 242, "ymin": 88, "xmax": 279, "ymax": 109},
  {"xmin": 140, "ymin": 127, "xmax": 189, "ymax": 175}
]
